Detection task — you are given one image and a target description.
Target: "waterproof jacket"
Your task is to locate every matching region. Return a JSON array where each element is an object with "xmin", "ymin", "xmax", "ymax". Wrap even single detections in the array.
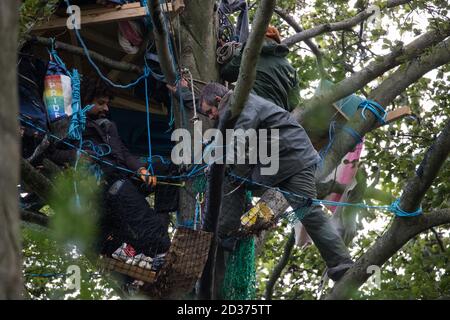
[
  {"xmin": 221, "ymin": 38, "xmax": 300, "ymax": 112},
  {"xmin": 219, "ymin": 92, "xmax": 320, "ymax": 187},
  {"xmin": 49, "ymin": 117, "xmax": 145, "ymax": 184}
]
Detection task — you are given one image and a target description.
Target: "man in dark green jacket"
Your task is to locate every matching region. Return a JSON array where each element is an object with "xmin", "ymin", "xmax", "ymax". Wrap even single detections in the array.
[{"xmin": 219, "ymin": 26, "xmax": 300, "ymax": 112}]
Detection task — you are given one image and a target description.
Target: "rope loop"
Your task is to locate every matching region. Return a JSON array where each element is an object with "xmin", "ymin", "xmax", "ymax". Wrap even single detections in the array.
[
  {"xmin": 389, "ymin": 198, "xmax": 423, "ymax": 217},
  {"xmin": 358, "ymin": 99, "xmax": 387, "ymax": 125}
]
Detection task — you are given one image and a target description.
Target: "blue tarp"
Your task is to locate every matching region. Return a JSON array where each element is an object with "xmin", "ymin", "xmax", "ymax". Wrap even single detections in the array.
[{"xmin": 109, "ymin": 107, "xmax": 174, "ymax": 158}]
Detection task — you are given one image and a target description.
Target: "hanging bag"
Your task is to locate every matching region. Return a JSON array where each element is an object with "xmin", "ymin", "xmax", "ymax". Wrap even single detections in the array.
[{"xmin": 43, "ymin": 58, "xmax": 73, "ymax": 122}]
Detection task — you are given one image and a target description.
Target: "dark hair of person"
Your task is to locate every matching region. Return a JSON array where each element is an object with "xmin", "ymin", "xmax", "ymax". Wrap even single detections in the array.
[
  {"xmin": 199, "ymin": 82, "xmax": 229, "ymax": 106},
  {"xmin": 80, "ymin": 75, "xmax": 113, "ymax": 106}
]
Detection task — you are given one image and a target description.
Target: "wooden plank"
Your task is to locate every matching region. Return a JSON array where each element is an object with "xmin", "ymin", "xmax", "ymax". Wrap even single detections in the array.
[
  {"xmin": 385, "ymin": 106, "xmax": 412, "ymax": 123},
  {"xmin": 34, "ymin": 1, "xmax": 184, "ymax": 32},
  {"xmin": 53, "ymin": 2, "xmax": 142, "ymax": 17},
  {"xmin": 143, "ymin": 228, "xmax": 213, "ymax": 299},
  {"xmin": 173, "ymin": 0, "xmax": 185, "ymax": 12},
  {"xmin": 99, "ymin": 256, "xmax": 157, "ymax": 283},
  {"xmin": 332, "ymin": 103, "xmax": 350, "ymax": 121},
  {"xmin": 33, "ymin": 6, "xmax": 147, "ymax": 31},
  {"xmin": 165, "ymin": 0, "xmax": 185, "ymax": 16}
]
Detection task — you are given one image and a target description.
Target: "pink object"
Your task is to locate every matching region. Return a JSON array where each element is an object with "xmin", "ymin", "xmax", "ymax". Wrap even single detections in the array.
[
  {"xmin": 325, "ymin": 140, "xmax": 365, "ymax": 213},
  {"xmin": 295, "ymin": 140, "xmax": 365, "ymax": 247},
  {"xmin": 118, "ymin": 21, "xmax": 143, "ymax": 47}
]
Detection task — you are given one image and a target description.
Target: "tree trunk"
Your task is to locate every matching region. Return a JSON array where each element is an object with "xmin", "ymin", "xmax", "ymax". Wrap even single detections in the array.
[
  {"xmin": 0, "ymin": 0, "xmax": 22, "ymax": 299},
  {"xmin": 176, "ymin": 0, "xmax": 219, "ymax": 224}
]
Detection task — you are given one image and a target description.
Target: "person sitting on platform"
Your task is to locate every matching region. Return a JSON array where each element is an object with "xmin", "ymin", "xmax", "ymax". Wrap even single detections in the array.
[{"xmin": 48, "ymin": 76, "xmax": 170, "ymax": 271}]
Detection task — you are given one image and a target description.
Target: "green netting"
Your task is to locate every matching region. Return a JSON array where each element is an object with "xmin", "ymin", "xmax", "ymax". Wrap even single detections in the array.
[
  {"xmin": 284, "ymin": 206, "xmax": 314, "ymax": 225},
  {"xmin": 221, "ymin": 237, "xmax": 256, "ymax": 300}
]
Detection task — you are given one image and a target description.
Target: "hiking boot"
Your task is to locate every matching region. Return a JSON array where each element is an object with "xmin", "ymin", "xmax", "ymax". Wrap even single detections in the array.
[
  {"xmin": 112, "ymin": 243, "xmax": 137, "ymax": 264},
  {"xmin": 327, "ymin": 261, "xmax": 354, "ymax": 281}
]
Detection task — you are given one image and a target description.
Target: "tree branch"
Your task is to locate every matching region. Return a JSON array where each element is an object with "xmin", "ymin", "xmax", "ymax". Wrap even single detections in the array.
[
  {"xmin": 200, "ymin": 1, "xmax": 276, "ymax": 299},
  {"xmin": 20, "ymin": 158, "xmax": 57, "ymax": 204},
  {"xmin": 326, "ymin": 208, "xmax": 450, "ymax": 299},
  {"xmin": 326, "ymin": 119, "xmax": 450, "ymax": 299},
  {"xmin": 24, "ymin": 35, "xmax": 144, "ymax": 74},
  {"xmin": 265, "ymin": 229, "xmax": 295, "ymax": 300},
  {"xmin": 398, "ymin": 119, "xmax": 450, "ymax": 212},
  {"xmin": 293, "ymin": 26, "xmax": 450, "ymax": 147},
  {"xmin": 430, "ymin": 228, "xmax": 446, "ymax": 253},
  {"xmin": 282, "ymin": 0, "xmax": 412, "ymax": 47},
  {"xmin": 317, "ymin": 36, "xmax": 450, "ymax": 181},
  {"xmin": 148, "ymin": 0, "xmax": 177, "ymax": 85},
  {"xmin": 21, "ymin": 209, "xmax": 49, "ymax": 227},
  {"xmin": 274, "ymin": 7, "xmax": 326, "ymax": 78}
]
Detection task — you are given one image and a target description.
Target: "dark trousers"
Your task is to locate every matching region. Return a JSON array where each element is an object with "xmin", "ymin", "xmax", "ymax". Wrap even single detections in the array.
[
  {"xmin": 102, "ymin": 179, "xmax": 170, "ymax": 256},
  {"xmin": 278, "ymin": 165, "xmax": 352, "ymax": 268}
]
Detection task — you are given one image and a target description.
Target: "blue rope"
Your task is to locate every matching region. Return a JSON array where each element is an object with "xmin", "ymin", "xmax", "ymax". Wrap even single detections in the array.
[
  {"xmin": 318, "ymin": 120, "xmax": 337, "ymax": 166},
  {"xmin": 19, "ymin": 116, "xmax": 205, "ymax": 181},
  {"xmin": 67, "ymin": 73, "xmax": 94, "ymax": 141},
  {"xmin": 319, "ymin": 122, "xmax": 363, "ymax": 166},
  {"xmin": 143, "ymin": 65, "xmax": 155, "ymax": 175},
  {"xmin": 64, "ymin": 0, "xmax": 153, "ymax": 89},
  {"xmin": 227, "ymin": 172, "xmax": 422, "ymax": 218},
  {"xmin": 19, "ymin": 117, "xmax": 422, "ymax": 219},
  {"xmin": 388, "ymin": 198, "xmax": 422, "ymax": 217},
  {"xmin": 150, "ymin": 155, "xmax": 171, "ymax": 165},
  {"xmin": 358, "ymin": 100, "xmax": 387, "ymax": 125},
  {"xmin": 82, "ymin": 140, "xmax": 111, "ymax": 157},
  {"xmin": 26, "ymin": 273, "xmax": 66, "ymax": 278},
  {"xmin": 49, "ymin": 41, "xmax": 69, "ymax": 74}
]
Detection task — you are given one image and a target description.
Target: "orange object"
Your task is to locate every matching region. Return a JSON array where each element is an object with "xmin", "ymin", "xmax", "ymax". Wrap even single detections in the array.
[{"xmin": 265, "ymin": 25, "xmax": 281, "ymax": 43}]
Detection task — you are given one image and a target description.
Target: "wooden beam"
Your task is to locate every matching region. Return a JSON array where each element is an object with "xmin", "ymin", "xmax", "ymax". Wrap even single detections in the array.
[
  {"xmin": 33, "ymin": 2, "xmax": 185, "ymax": 32},
  {"xmin": 25, "ymin": 35, "xmax": 144, "ymax": 74},
  {"xmin": 33, "ymin": 4, "xmax": 147, "ymax": 32},
  {"xmin": 166, "ymin": 0, "xmax": 185, "ymax": 17},
  {"xmin": 332, "ymin": 103, "xmax": 350, "ymax": 121},
  {"xmin": 385, "ymin": 106, "xmax": 412, "ymax": 123},
  {"xmin": 99, "ymin": 256, "xmax": 156, "ymax": 283},
  {"xmin": 52, "ymin": 2, "xmax": 142, "ymax": 17}
]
